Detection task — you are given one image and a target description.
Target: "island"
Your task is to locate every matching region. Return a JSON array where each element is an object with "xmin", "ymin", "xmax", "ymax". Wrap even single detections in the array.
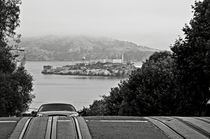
[{"xmin": 41, "ymin": 62, "xmax": 137, "ymax": 77}]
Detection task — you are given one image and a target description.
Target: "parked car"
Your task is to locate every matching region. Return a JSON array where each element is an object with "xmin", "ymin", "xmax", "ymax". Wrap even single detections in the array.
[{"xmin": 34, "ymin": 103, "xmax": 79, "ymax": 117}]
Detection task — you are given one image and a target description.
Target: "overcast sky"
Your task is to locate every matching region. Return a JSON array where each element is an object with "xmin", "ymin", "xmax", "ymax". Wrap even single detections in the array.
[{"xmin": 19, "ymin": 0, "xmax": 196, "ymax": 50}]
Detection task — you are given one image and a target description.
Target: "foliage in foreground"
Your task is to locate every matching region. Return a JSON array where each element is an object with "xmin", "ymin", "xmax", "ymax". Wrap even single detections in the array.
[
  {"xmin": 80, "ymin": 51, "xmax": 178, "ymax": 116},
  {"xmin": 0, "ymin": 0, "xmax": 33, "ymax": 116},
  {"xmin": 81, "ymin": 0, "xmax": 210, "ymax": 116},
  {"xmin": 171, "ymin": 0, "xmax": 210, "ymax": 115}
]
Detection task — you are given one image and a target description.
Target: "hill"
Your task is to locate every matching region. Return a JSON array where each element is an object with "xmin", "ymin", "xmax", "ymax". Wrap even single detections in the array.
[{"xmin": 20, "ymin": 35, "xmax": 157, "ymax": 61}]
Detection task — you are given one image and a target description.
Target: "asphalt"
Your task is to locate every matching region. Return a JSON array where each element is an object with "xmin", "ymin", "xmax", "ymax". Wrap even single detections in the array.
[
  {"xmin": 85, "ymin": 116, "xmax": 210, "ymax": 139},
  {"xmin": 6, "ymin": 116, "xmax": 91, "ymax": 139},
  {"xmin": 147, "ymin": 117, "xmax": 209, "ymax": 139},
  {"xmin": 0, "ymin": 116, "xmax": 210, "ymax": 139},
  {"xmin": 85, "ymin": 116, "xmax": 168, "ymax": 139},
  {"xmin": 0, "ymin": 117, "xmax": 20, "ymax": 139},
  {"xmin": 23, "ymin": 117, "xmax": 48, "ymax": 139},
  {"xmin": 56, "ymin": 116, "xmax": 78, "ymax": 139}
]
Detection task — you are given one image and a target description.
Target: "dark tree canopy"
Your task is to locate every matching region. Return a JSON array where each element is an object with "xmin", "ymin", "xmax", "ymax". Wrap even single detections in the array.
[
  {"xmin": 81, "ymin": 51, "xmax": 178, "ymax": 116},
  {"xmin": 81, "ymin": 0, "xmax": 210, "ymax": 116},
  {"xmin": 0, "ymin": 0, "xmax": 20, "ymax": 38},
  {"xmin": 0, "ymin": 0, "xmax": 33, "ymax": 116},
  {"xmin": 0, "ymin": 0, "xmax": 21, "ymax": 73},
  {"xmin": 171, "ymin": 0, "xmax": 210, "ymax": 115}
]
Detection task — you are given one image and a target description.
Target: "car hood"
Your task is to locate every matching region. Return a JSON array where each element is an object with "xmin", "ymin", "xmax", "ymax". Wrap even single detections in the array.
[{"xmin": 37, "ymin": 111, "xmax": 78, "ymax": 117}]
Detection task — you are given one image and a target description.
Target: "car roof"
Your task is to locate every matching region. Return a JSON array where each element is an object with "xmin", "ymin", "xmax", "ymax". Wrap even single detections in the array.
[
  {"xmin": 38, "ymin": 103, "xmax": 76, "ymax": 111},
  {"xmin": 41, "ymin": 103, "xmax": 74, "ymax": 105},
  {"xmin": 39, "ymin": 103, "xmax": 76, "ymax": 109}
]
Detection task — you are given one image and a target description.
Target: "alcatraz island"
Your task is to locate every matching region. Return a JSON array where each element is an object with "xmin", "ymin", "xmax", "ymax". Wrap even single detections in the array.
[{"xmin": 42, "ymin": 57, "xmax": 137, "ymax": 77}]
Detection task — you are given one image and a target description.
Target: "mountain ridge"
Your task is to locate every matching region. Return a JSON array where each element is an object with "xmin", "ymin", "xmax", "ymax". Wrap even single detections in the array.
[{"xmin": 20, "ymin": 35, "xmax": 157, "ymax": 61}]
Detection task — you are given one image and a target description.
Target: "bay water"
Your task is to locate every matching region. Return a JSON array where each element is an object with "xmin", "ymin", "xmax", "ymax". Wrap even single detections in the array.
[{"xmin": 25, "ymin": 61, "xmax": 123, "ymax": 111}]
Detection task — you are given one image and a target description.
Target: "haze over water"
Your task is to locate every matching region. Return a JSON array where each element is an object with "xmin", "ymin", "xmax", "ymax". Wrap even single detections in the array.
[{"xmin": 25, "ymin": 61, "xmax": 122, "ymax": 110}]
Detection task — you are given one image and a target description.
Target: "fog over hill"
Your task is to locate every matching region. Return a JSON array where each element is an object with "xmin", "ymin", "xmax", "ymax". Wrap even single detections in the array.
[{"xmin": 20, "ymin": 36, "xmax": 157, "ymax": 61}]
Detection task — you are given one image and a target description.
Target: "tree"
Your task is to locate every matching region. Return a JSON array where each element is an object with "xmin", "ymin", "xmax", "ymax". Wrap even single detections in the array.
[
  {"xmin": 81, "ymin": 0, "xmax": 210, "ymax": 116},
  {"xmin": 0, "ymin": 0, "xmax": 33, "ymax": 116},
  {"xmin": 115, "ymin": 51, "xmax": 177, "ymax": 116},
  {"xmin": 81, "ymin": 51, "xmax": 178, "ymax": 116},
  {"xmin": 103, "ymin": 87, "xmax": 123, "ymax": 115},
  {"xmin": 171, "ymin": 0, "xmax": 210, "ymax": 115},
  {"xmin": 80, "ymin": 99, "xmax": 108, "ymax": 116}
]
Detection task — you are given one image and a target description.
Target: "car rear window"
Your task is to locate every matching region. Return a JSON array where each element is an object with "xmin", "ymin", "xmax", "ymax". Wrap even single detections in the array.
[{"xmin": 38, "ymin": 104, "xmax": 76, "ymax": 112}]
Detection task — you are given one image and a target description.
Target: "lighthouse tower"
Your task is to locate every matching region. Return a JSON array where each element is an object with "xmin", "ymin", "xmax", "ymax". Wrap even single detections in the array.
[{"xmin": 121, "ymin": 53, "xmax": 124, "ymax": 63}]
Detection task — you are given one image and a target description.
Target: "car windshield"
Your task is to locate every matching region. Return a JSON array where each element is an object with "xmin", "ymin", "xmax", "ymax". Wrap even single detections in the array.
[{"xmin": 38, "ymin": 104, "xmax": 76, "ymax": 112}]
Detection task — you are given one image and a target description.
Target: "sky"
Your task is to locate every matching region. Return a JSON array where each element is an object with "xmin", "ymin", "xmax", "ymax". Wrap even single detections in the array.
[{"xmin": 19, "ymin": 0, "xmax": 196, "ymax": 50}]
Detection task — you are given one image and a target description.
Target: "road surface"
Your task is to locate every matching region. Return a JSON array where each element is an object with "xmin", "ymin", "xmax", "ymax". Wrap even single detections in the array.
[{"xmin": 0, "ymin": 116, "xmax": 209, "ymax": 139}]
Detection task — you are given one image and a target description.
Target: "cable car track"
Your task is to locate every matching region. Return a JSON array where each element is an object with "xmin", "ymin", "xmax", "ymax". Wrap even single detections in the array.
[
  {"xmin": 7, "ymin": 116, "xmax": 210, "ymax": 139},
  {"xmin": 72, "ymin": 117, "xmax": 83, "ymax": 139},
  {"xmin": 44, "ymin": 116, "xmax": 82, "ymax": 139},
  {"xmin": 148, "ymin": 117, "xmax": 210, "ymax": 139},
  {"xmin": 175, "ymin": 117, "xmax": 210, "ymax": 139},
  {"xmin": 149, "ymin": 117, "xmax": 186, "ymax": 139},
  {"xmin": 13, "ymin": 116, "xmax": 83, "ymax": 139},
  {"xmin": 18, "ymin": 117, "xmax": 33, "ymax": 139}
]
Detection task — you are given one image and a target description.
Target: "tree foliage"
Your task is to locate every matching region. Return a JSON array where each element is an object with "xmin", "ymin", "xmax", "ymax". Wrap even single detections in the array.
[
  {"xmin": 81, "ymin": 51, "xmax": 177, "ymax": 116},
  {"xmin": 171, "ymin": 0, "xmax": 210, "ymax": 115},
  {"xmin": 0, "ymin": 0, "xmax": 33, "ymax": 116},
  {"xmin": 81, "ymin": 0, "xmax": 210, "ymax": 116}
]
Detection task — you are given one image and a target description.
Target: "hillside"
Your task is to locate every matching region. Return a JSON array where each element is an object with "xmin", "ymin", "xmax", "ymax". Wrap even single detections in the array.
[{"xmin": 20, "ymin": 35, "xmax": 157, "ymax": 61}]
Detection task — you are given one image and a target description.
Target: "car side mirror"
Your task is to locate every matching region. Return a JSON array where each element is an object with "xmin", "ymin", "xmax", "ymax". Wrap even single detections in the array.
[{"xmin": 31, "ymin": 111, "xmax": 38, "ymax": 117}]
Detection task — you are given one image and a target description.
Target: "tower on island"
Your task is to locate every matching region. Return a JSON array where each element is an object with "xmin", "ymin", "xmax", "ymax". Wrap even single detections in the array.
[{"xmin": 121, "ymin": 53, "xmax": 124, "ymax": 63}]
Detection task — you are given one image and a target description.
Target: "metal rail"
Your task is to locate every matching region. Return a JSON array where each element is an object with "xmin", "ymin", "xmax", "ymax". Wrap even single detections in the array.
[
  {"xmin": 51, "ymin": 117, "xmax": 58, "ymax": 139},
  {"xmin": 17, "ymin": 116, "xmax": 81, "ymax": 139},
  {"xmin": 175, "ymin": 117, "xmax": 210, "ymax": 138},
  {"xmin": 18, "ymin": 118, "xmax": 32, "ymax": 139},
  {"xmin": 44, "ymin": 116, "xmax": 82, "ymax": 139},
  {"xmin": 195, "ymin": 117, "xmax": 210, "ymax": 124},
  {"xmin": 72, "ymin": 117, "xmax": 83, "ymax": 139},
  {"xmin": 150, "ymin": 117, "xmax": 186, "ymax": 139},
  {"xmin": 45, "ymin": 117, "xmax": 53, "ymax": 139}
]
